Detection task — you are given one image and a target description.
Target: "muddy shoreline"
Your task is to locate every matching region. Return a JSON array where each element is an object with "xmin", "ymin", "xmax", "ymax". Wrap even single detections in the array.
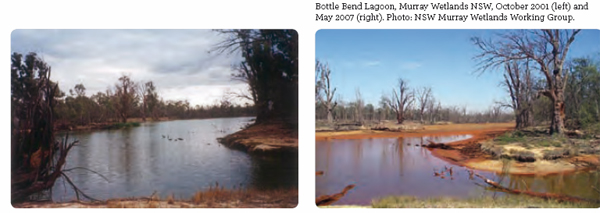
[{"xmin": 316, "ymin": 123, "xmax": 600, "ymax": 175}]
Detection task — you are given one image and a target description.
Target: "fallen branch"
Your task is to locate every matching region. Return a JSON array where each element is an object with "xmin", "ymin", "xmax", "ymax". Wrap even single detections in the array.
[
  {"xmin": 475, "ymin": 173, "xmax": 600, "ymax": 204},
  {"xmin": 316, "ymin": 184, "xmax": 355, "ymax": 206}
]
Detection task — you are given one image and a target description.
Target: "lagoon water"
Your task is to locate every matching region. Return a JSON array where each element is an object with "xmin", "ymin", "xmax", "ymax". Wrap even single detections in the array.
[
  {"xmin": 52, "ymin": 117, "xmax": 298, "ymax": 201},
  {"xmin": 316, "ymin": 135, "xmax": 599, "ymax": 205}
]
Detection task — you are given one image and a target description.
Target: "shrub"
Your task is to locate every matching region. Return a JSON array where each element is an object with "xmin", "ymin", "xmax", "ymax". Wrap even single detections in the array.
[
  {"xmin": 542, "ymin": 149, "xmax": 564, "ymax": 160},
  {"xmin": 513, "ymin": 150, "xmax": 535, "ymax": 162}
]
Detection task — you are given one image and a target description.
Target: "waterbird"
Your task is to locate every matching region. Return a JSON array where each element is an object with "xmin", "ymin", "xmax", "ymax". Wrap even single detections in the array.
[
  {"xmin": 177, "ymin": 138, "xmax": 183, "ymax": 140},
  {"xmin": 162, "ymin": 135, "xmax": 165, "ymax": 138}
]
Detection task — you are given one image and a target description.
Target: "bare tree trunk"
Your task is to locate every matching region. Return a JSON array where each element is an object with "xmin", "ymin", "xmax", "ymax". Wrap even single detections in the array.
[
  {"xmin": 550, "ymin": 94, "xmax": 566, "ymax": 134},
  {"xmin": 396, "ymin": 111, "xmax": 404, "ymax": 124},
  {"xmin": 317, "ymin": 61, "xmax": 337, "ymax": 124}
]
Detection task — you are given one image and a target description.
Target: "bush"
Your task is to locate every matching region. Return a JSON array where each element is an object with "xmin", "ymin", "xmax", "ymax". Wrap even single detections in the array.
[
  {"xmin": 542, "ymin": 149, "xmax": 565, "ymax": 160},
  {"xmin": 513, "ymin": 150, "xmax": 535, "ymax": 162},
  {"xmin": 563, "ymin": 147, "xmax": 579, "ymax": 156}
]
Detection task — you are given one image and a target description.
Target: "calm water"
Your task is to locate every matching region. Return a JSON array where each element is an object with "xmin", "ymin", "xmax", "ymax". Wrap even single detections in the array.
[
  {"xmin": 316, "ymin": 135, "xmax": 600, "ymax": 205},
  {"xmin": 52, "ymin": 117, "xmax": 297, "ymax": 201}
]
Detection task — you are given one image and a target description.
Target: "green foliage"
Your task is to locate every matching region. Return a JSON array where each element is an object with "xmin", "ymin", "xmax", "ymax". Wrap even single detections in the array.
[
  {"xmin": 216, "ymin": 29, "xmax": 298, "ymax": 124},
  {"xmin": 565, "ymin": 57, "xmax": 600, "ymax": 130}
]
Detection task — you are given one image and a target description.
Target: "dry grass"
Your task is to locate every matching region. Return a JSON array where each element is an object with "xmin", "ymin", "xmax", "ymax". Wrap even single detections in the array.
[
  {"xmin": 371, "ymin": 195, "xmax": 599, "ymax": 208},
  {"xmin": 192, "ymin": 186, "xmax": 297, "ymax": 208},
  {"xmin": 14, "ymin": 187, "xmax": 298, "ymax": 208}
]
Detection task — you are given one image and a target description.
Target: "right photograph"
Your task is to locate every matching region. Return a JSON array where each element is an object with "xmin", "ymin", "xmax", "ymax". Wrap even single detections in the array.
[{"xmin": 315, "ymin": 29, "xmax": 600, "ymax": 208}]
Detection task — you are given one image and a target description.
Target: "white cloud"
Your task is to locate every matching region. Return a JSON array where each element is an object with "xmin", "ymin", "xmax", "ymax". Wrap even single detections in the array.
[
  {"xmin": 11, "ymin": 29, "xmax": 246, "ymax": 105},
  {"xmin": 400, "ymin": 62, "xmax": 422, "ymax": 70}
]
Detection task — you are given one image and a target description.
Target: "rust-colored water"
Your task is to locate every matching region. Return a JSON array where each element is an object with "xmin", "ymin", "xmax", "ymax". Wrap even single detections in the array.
[{"xmin": 316, "ymin": 135, "xmax": 600, "ymax": 205}]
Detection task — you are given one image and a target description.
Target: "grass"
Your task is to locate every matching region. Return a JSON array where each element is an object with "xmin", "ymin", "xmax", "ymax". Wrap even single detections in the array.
[
  {"xmin": 494, "ymin": 132, "xmax": 525, "ymax": 145},
  {"xmin": 371, "ymin": 195, "xmax": 599, "ymax": 208},
  {"xmin": 101, "ymin": 186, "xmax": 298, "ymax": 208},
  {"xmin": 191, "ymin": 185, "xmax": 298, "ymax": 208}
]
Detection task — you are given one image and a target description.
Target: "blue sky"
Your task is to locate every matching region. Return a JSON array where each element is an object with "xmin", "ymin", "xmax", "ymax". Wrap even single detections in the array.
[{"xmin": 316, "ymin": 29, "xmax": 600, "ymax": 112}]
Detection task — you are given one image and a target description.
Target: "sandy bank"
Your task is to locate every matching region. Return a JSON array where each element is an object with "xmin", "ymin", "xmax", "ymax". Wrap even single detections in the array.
[{"xmin": 218, "ymin": 121, "xmax": 298, "ymax": 156}]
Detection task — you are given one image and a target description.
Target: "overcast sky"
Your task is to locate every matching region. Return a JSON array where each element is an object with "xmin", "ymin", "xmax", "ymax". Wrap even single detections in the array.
[{"xmin": 11, "ymin": 29, "xmax": 250, "ymax": 106}]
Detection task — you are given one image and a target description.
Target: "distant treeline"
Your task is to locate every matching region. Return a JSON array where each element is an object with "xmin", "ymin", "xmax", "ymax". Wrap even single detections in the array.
[
  {"xmin": 53, "ymin": 75, "xmax": 255, "ymax": 127},
  {"xmin": 314, "ymin": 83, "xmax": 514, "ymax": 125},
  {"xmin": 12, "ymin": 52, "xmax": 254, "ymax": 129}
]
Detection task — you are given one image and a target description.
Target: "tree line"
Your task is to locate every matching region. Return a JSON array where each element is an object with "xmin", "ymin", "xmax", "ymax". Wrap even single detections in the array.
[
  {"xmin": 11, "ymin": 53, "xmax": 254, "ymax": 130},
  {"xmin": 52, "ymin": 74, "xmax": 255, "ymax": 128},
  {"xmin": 315, "ymin": 66, "xmax": 513, "ymax": 125}
]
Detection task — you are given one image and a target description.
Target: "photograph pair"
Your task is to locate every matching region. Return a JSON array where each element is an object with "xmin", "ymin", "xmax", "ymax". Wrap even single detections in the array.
[{"xmin": 11, "ymin": 29, "xmax": 600, "ymax": 208}]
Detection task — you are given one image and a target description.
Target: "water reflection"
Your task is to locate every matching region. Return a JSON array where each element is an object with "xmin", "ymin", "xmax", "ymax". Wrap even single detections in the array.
[
  {"xmin": 53, "ymin": 117, "xmax": 298, "ymax": 201},
  {"xmin": 315, "ymin": 135, "xmax": 599, "ymax": 205}
]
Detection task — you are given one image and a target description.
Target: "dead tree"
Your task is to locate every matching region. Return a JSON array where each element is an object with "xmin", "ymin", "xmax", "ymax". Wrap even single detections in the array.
[
  {"xmin": 416, "ymin": 86, "xmax": 433, "ymax": 123},
  {"xmin": 500, "ymin": 60, "xmax": 534, "ymax": 129},
  {"xmin": 354, "ymin": 88, "xmax": 365, "ymax": 124},
  {"xmin": 384, "ymin": 78, "xmax": 414, "ymax": 124},
  {"xmin": 114, "ymin": 75, "xmax": 138, "ymax": 123},
  {"xmin": 472, "ymin": 29, "xmax": 581, "ymax": 134},
  {"xmin": 316, "ymin": 60, "xmax": 337, "ymax": 123}
]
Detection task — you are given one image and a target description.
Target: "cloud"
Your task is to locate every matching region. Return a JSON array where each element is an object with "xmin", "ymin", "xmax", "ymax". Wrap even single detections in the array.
[
  {"xmin": 400, "ymin": 62, "xmax": 422, "ymax": 70},
  {"xmin": 11, "ymin": 29, "xmax": 244, "ymax": 106}
]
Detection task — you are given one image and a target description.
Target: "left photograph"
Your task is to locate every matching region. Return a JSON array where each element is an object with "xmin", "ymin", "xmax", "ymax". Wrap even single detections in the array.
[{"xmin": 11, "ymin": 29, "xmax": 298, "ymax": 208}]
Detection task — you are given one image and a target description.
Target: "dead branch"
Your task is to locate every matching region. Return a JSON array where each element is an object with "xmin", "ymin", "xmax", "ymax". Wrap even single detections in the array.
[{"xmin": 316, "ymin": 184, "xmax": 355, "ymax": 206}]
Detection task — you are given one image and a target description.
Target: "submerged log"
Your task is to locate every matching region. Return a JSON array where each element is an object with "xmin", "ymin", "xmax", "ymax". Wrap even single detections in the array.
[
  {"xmin": 316, "ymin": 184, "xmax": 356, "ymax": 206},
  {"xmin": 475, "ymin": 173, "xmax": 600, "ymax": 204},
  {"xmin": 425, "ymin": 140, "xmax": 453, "ymax": 149}
]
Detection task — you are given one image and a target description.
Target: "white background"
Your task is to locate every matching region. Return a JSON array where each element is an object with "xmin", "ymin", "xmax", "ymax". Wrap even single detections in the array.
[{"xmin": 2, "ymin": 0, "xmax": 599, "ymax": 212}]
